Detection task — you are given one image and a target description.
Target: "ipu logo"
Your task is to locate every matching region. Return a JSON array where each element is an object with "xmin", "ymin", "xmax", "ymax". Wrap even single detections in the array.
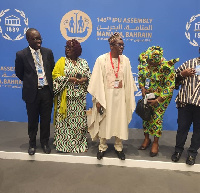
[
  {"xmin": 0, "ymin": 9, "xmax": 29, "ymax": 41},
  {"xmin": 60, "ymin": 10, "xmax": 92, "ymax": 43},
  {"xmin": 133, "ymin": 72, "xmax": 141, "ymax": 97},
  {"xmin": 185, "ymin": 14, "xmax": 200, "ymax": 46}
]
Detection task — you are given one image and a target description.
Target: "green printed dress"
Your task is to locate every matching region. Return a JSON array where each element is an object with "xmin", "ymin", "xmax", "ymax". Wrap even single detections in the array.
[
  {"xmin": 53, "ymin": 57, "xmax": 91, "ymax": 152},
  {"xmin": 138, "ymin": 61, "xmax": 175, "ymax": 137}
]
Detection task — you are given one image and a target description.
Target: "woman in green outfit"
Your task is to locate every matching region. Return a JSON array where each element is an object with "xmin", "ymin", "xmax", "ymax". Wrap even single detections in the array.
[
  {"xmin": 52, "ymin": 39, "xmax": 91, "ymax": 153},
  {"xmin": 137, "ymin": 46, "xmax": 178, "ymax": 157}
]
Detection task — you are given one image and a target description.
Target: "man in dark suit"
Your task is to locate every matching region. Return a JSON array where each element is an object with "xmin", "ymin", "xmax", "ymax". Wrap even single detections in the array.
[{"xmin": 15, "ymin": 28, "xmax": 55, "ymax": 155}]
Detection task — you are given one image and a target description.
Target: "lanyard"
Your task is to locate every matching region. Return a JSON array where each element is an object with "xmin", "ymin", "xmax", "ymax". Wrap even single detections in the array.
[{"xmin": 110, "ymin": 52, "xmax": 120, "ymax": 78}]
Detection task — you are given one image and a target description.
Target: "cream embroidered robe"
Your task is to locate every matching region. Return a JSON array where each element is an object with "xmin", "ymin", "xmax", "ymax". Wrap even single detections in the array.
[{"xmin": 88, "ymin": 53, "xmax": 137, "ymax": 140}]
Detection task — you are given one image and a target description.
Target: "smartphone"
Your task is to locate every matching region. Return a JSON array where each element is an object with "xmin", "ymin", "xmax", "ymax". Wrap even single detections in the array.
[
  {"xmin": 76, "ymin": 73, "xmax": 82, "ymax": 79},
  {"xmin": 99, "ymin": 106, "xmax": 104, "ymax": 115}
]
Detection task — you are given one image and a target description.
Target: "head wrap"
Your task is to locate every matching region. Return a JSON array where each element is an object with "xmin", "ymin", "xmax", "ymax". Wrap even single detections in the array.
[
  {"xmin": 138, "ymin": 46, "xmax": 179, "ymax": 70},
  {"xmin": 139, "ymin": 46, "xmax": 164, "ymax": 65}
]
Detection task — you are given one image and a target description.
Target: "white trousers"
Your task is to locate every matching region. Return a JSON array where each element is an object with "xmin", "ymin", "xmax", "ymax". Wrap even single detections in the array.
[{"xmin": 99, "ymin": 137, "xmax": 123, "ymax": 151}]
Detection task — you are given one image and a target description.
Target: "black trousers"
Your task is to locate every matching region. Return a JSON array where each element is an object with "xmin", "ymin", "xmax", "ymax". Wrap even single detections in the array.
[
  {"xmin": 175, "ymin": 104, "xmax": 200, "ymax": 157},
  {"xmin": 26, "ymin": 86, "xmax": 53, "ymax": 147}
]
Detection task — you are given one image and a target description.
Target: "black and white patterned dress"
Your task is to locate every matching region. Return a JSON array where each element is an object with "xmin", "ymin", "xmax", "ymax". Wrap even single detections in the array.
[{"xmin": 53, "ymin": 57, "xmax": 91, "ymax": 153}]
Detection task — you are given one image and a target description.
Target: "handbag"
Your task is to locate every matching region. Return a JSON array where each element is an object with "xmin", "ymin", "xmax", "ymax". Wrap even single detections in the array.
[{"xmin": 135, "ymin": 98, "xmax": 153, "ymax": 121}]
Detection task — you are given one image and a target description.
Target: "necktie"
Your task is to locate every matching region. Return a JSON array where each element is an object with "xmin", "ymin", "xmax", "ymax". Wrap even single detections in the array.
[
  {"xmin": 35, "ymin": 51, "xmax": 41, "ymax": 65},
  {"xmin": 34, "ymin": 51, "xmax": 44, "ymax": 86}
]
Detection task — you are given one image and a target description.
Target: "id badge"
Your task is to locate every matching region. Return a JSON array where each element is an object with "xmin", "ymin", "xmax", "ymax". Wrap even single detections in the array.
[
  {"xmin": 39, "ymin": 77, "xmax": 44, "ymax": 86},
  {"xmin": 114, "ymin": 80, "xmax": 119, "ymax": 88},
  {"xmin": 37, "ymin": 66, "xmax": 43, "ymax": 74},
  {"xmin": 195, "ymin": 65, "xmax": 200, "ymax": 75}
]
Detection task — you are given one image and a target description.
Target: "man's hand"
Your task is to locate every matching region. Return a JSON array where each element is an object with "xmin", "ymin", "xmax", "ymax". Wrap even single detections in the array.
[
  {"xmin": 181, "ymin": 68, "xmax": 195, "ymax": 77},
  {"xmin": 96, "ymin": 102, "xmax": 102, "ymax": 113}
]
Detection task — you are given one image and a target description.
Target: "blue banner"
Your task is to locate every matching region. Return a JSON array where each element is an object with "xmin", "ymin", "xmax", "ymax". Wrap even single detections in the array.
[{"xmin": 0, "ymin": 0, "xmax": 200, "ymax": 131}]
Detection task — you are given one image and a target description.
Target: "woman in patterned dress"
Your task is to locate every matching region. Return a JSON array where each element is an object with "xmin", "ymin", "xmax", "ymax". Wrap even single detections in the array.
[
  {"xmin": 137, "ymin": 46, "xmax": 178, "ymax": 156},
  {"xmin": 52, "ymin": 39, "xmax": 91, "ymax": 153}
]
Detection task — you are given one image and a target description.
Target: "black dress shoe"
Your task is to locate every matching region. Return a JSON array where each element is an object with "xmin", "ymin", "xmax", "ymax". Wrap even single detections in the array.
[
  {"xmin": 150, "ymin": 151, "xmax": 158, "ymax": 157},
  {"xmin": 97, "ymin": 150, "xmax": 105, "ymax": 160},
  {"xmin": 115, "ymin": 150, "xmax": 125, "ymax": 160},
  {"xmin": 186, "ymin": 155, "xmax": 196, "ymax": 165},
  {"xmin": 171, "ymin": 152, "xmax": 182, "ymax": 162},
  {"xmin": 41, "ymin": 144, "xmax": 51, "ymax": 154},
  {"xmin": 28, "ymin": 147, "xmax": 36, "ymax": 156},
  {"xmin": 138, "ymin": 139, "xmax": 151, "ymax": 150}
]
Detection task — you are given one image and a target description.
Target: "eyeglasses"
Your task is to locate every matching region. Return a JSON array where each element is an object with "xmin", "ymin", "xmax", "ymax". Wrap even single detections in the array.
[
  {"xmin": 31, "ymin": 37, "xmax": 42, "ymax": 41},
  {"xmin": 114, "ymin": 43, "xmax": 125, "ymax": 48},
  {"xmin": 65, "ymin": 45, "xmax": 74, "ymax": 49}
]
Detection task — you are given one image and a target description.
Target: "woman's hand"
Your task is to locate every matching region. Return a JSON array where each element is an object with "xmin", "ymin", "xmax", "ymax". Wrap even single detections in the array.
[
  {"xmin": 141, "ymin": 87, "xmax": 147, "ymax": 97},
  {"xmin": 69, "ymin": 77, "xmax": 88, "ymax": 84},
  {"xmin": 68, "ymin": 77, "xmax": 78, "ymax": 84},
  {"xmin": 148, "ymin": 97, "xmax": 163, "ymax": 106},
  {"xmin": 76, "ymin": 77, "xmax": 88, "ymax": 84},
  {"xmin": 147, "ymin": 99, "xmax": 158, "ymax": 106}
]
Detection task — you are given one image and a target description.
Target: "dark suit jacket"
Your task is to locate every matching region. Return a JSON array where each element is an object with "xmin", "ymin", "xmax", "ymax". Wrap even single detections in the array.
[{"xmin": 15, "ymin": 47, "xmax": 55, "ymax": 103}]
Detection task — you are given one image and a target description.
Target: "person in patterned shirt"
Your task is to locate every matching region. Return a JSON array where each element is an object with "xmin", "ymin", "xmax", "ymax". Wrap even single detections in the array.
[
  {"xmin": 137, "ymin": 46, "xmax": 178, "ymax": 157},
  {"xmin": 52, "ymin": 39, "xmax": 91, "ymax": 153},
  {"xmin": 171, "ymin": 57, "xmax": 200, "ymax": 165}
]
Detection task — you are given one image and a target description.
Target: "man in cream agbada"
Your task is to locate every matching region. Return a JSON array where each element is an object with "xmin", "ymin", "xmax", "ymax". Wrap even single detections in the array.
[{"xmin": 88, "ymin": 33, "xmax": 137, "ymax": 160}]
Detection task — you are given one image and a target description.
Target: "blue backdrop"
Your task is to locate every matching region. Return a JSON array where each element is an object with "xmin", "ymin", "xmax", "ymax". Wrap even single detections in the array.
[{"xmin": 0, "ymin": 0, "xmax": 200, "ymax": 131}]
